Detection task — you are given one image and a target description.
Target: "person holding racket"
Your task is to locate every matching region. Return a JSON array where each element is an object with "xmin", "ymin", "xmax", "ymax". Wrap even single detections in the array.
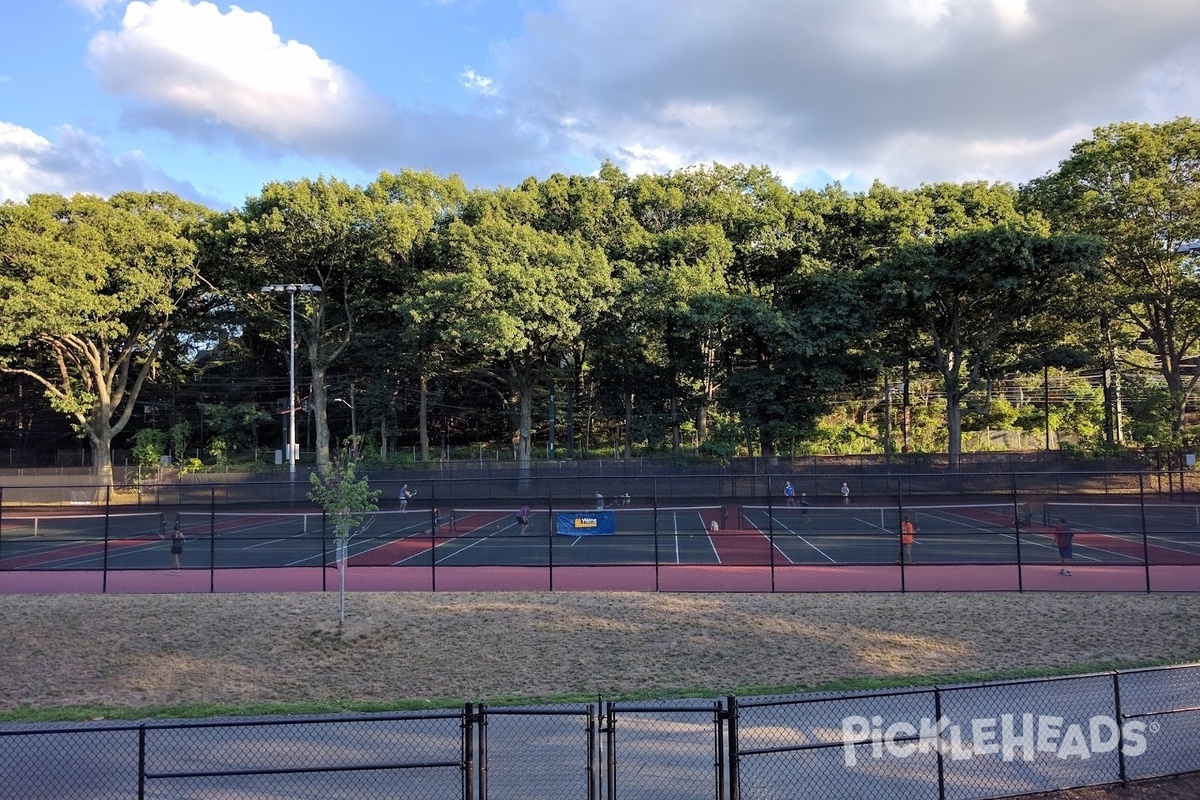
[
  {"xmin": 170, "ymin": 518, "xmax": 185, "ymax": 575},
  {"xmin": 1055, "ymin": 517, "xmax": 1074, "ymax": 575},
  {"xmin": 897, "ymin": 515, "xmax": 916, "ymax": 565},
  {"xmin": 516, "ymin": 505, "xmax": 531, "ymax": 535}
]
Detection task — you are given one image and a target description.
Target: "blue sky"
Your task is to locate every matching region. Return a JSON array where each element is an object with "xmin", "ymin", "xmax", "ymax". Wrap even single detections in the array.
[{"xmin": 2, "ymin": 0, "xmax": 1199, "ymax": 210}]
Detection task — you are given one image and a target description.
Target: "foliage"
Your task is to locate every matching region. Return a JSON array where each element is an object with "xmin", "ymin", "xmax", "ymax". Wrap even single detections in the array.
[
  {"xmin": 200, "ymin": 402, "xmax": 272, "ymax": 453},
  {"xmin": 307, "ymin": 440, "xmax": 381, "ymax": 541},
  {"xmin": 961, "ymin": 397, "xmax": 1019, "ymax": 432},
  {"xmin": 1023, "ymin": 117, "xmax": 1200, "ymax": 432},
  {"xmin": 872, "ymin": 216, "xmax": 1103, "ymax": 467},
  {"xmin": 0, "ymin": 192, "xmax": 214, "ymax": 482},
  {"xmin": 4, "ymin": 130, "xmax": 1199, "ymax": 465},
  {"xmin": 177, "ymin": 457, "xmax": 205, "ymax": 476},
  {"xmin": 169, "ymin": 422, "xmax": 192, "ymax": 462},
  {"xmin": 1123, "ymin": 379, "xmax": 1185, "ymax": 451},
  {"xmin": 696, "ymin": 412, "xmax": 743, "ymax": 463},
  {"xmin": 307, "ymin": 438, "xmax": 381, "ymax": 626},
  {"xmin": 131, "ymin": 428, "xmax": 167, "ymax": 469}
]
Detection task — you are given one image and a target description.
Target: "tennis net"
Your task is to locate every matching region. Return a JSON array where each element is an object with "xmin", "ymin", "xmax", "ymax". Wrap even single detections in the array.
[
  {"xmin": 738, "ymin": 503, "xmax": 1027, "ymax": 535},
  {"xmin": 2, "ymin": 511, "xmax": 165, "ymax": 539},
  {"xmin": 176, "ymin": 509, "xmax": 451, "ymax": 539},
  {"xmin": 449, "ymin": 505, "xmax": 726, "ymax": 536},
  {"xmin": 1043, "ymin": 502, "xmax": 1200, "ymax": 533}
]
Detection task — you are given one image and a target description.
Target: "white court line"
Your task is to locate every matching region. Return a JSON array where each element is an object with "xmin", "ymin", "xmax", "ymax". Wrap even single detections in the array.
[
  {"xmin": 693, "ymin": 509, "xmax": 720, "ymax": 564},
  {"xmin": 280, "ymin": 523, "xmax": 443, "ymax": 567},
  {"xmin": 433, "ymin": 522, "xmax": 516, "ymax": 565},
  {"xmin": 758, "ymin": 515, "xmax": 835, "ymax": 563}
]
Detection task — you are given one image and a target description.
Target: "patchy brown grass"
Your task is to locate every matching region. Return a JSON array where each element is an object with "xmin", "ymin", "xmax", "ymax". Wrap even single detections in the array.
[{"xmin": 2, "ymin": 591, "xmax": 1199, "ymax": 717}]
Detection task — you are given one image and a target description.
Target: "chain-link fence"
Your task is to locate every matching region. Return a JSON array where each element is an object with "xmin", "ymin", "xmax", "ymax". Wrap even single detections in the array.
[
  {"xmin": 2, "ymin": 664, "xmax": 1196, "ymax": 799},
  {"xmin": 3, "ymin": 471, "xmax": 1199, "ymax": 593}
]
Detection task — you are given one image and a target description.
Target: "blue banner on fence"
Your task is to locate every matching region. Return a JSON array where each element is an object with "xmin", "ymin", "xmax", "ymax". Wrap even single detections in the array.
[{"xmin": 556, "ymin": 510, "xmax": 616, "ymax": 536}]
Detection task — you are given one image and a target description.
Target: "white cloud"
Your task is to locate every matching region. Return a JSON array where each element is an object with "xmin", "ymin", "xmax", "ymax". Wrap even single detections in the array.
[
  {"xmin": 88, "ymin": 0, "xmax": 383, "ymax": 152},
  {"xmin": 0, "ymin": 121, "xmax": 211, "ymax": 203},
  {"xmin": 459, "ymin": 68, "xmax": 497, "ymax": 96},
  {"xmin": 492, "ymin": 0, "xmax": 1200, "ymax": 189},
  {"xmin": 50, "ymin": 0, "xmax": 1200, "ymax": 200},
  {"xmin": 84, "ymin": 0, "xmax": 555, "ymax": 186}
]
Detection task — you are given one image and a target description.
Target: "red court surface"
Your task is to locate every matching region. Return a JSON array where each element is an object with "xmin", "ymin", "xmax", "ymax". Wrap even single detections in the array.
[{"xmin": 2, "ymin": 562, "xmax": 1197, "ymax": 594}]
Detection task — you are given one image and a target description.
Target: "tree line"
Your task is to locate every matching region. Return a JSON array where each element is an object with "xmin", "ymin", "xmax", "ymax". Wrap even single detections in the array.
[{"xmin": 2, "ymin": 118, "xmax": 1199, "ymax": 481}]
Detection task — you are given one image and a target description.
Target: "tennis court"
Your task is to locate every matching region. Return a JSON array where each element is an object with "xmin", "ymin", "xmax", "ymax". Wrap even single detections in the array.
[{"xmin": 2, "ymin": 500, "xmax": 1198, "ymax": 594}]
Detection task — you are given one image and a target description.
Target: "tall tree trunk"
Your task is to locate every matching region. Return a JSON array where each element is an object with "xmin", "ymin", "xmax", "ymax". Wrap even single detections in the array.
[
  {"xmin": 88, "ymin": 428, "xmax": 114, "ymax": 495},
  {"xmin": 623, "ymin": 389, "xmax": 633, "ymax": 459},
  {"xmin": 902, "ymin": 359, "xmax": 912, "ymax": 454},
  {"xmin": 883, "ymin": 371, "xmax": 893, "ymax": 464},
  {"xmin": 515, "ymin": 363, "xmax": 534, "ymax": 469},
  {"xmin": 671, "ymin": 392, "xmax": 680, "ymax": 457},
  {"xmin": 946, "ymin": 389, "xmax": 963, "ymax": 472},
  {"xmin": 311, "ymin": 359, "xmax": 330, "ymax": 474}
]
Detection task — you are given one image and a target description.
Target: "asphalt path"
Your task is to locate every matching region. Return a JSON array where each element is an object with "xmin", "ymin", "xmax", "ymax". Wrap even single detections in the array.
[{"xmin": 3, "ymin": 667, "xmax": 1197, "ymax": 799}]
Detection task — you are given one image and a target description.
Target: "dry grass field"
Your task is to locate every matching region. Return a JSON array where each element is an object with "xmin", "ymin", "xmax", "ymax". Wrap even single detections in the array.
[{"xmin": 2, "ymin": 590, "xmax": 1198, "ymax": 798}]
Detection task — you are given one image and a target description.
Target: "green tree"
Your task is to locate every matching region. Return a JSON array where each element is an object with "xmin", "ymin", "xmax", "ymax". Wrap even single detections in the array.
[
  {"xmin": 414, "ymin": 181, "xmax": 616, "ymax": 469},
  {"xmin": 0, "ymin": 192, "xmax": 213, "ymax": 485},
  {"xmin": 592, "ymin": 167, "xmax": 734, "ymax": 457},
  {"xmin": 873, "ymin": 225, "xmax": 1102, "ymax": 468},
  {"xmin": 231, "ymin": 177, "xmax": 423, "ymax": 473},
  {"xmin": 1023, "ymin": 118, "xmax": 1200, "ymax": 435},
  {"xmin": 368, "ymin": 169, "xmax": 468, "ymax": 461},
  {"xmin": 307, "ymin": 438, "xmax": 380, "ymax": 626}
]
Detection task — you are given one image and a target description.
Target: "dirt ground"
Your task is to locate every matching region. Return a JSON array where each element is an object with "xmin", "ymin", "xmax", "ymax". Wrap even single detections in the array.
[{"xmin": 1, "ymin": 591, "xmax": 1197, "ymax": 798}]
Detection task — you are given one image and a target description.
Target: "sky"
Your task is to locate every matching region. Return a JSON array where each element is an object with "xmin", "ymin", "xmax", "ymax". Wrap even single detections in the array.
[{"xmin": 1, "ymin": 0, "xmax": 1199, "ymax": 211}]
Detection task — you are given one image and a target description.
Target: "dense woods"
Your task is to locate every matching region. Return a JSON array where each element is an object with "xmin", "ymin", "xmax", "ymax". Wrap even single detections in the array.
[{"xmin": 2, "ymin": 118, "xmax": 1199, "ymax": 476}]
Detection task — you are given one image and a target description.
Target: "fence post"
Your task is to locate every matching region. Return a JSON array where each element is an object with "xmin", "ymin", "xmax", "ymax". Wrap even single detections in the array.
[
  {"xmin": 102, "ymin": 485, "xmax": 111, "ymax": 594},
  {"xmin": 726, "ymin": 695, "xmax": 739, "ymax": 800},
  {"xmin": 547, "ymin": 493, "xmax": 555, "ymax": 593},
  {"xmin": 606, "ymin": 700, "xmax": 617, "ymax": 800},
  {"xmin": 714, "ymin": 698, "xmax": 725, "ymax": 800},
  {"xmin": 137, "ymin": 723, "xmax": 147, "ymax": 800},
  {"xmin": 209, "ymin": 488, "xmax": 216, "ymax": 593},
  {"xmin": 1012, "ymin": 473, "xmax": 1024, "ymax": 593},
  {"xmin": 464, "ymin": 701, "xmax": 476, "ymax": 800},
  {"xmin": 431, "ymin": 506, "xmax": 438, "ymax": 593},
  {"xmin": 1139, "ymin": 473, "xmax": 1151, "ymax": 593},
  {"xmin": 898, "ymin": 482, "xmax": 907, "ymax": 593},
  {"xmin": 653, "ymin": 490, "xmax": 661, "ymax": 592},
  {"xmin": 318, "ymin": 505, "xmax": 328, "ymax": 593},
  {"xmin": 1113, "ymin": 672, "xmax": 1128, "ymax": 785},
  {"xmin": 934, "ymin": 687, "xmax": 946, "ymax": 800}
]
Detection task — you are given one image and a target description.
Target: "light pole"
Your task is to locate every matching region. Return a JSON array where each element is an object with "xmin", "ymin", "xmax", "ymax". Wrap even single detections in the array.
[{"xmin": 261, "ymin": 283, "xmax": 322, "ymax": 475}]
